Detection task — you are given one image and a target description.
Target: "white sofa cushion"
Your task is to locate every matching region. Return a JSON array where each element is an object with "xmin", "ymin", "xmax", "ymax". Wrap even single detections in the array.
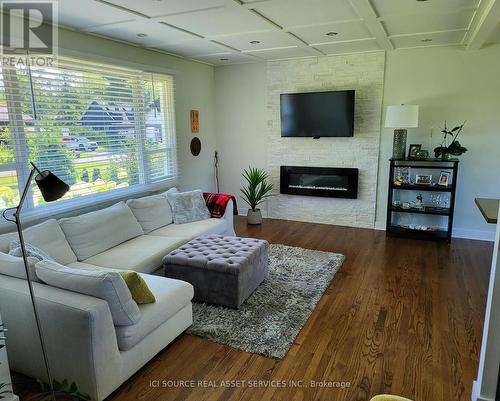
[
  {"xmin": 9, "ymin": 241, "xmax": 55, "ymax": 262},
  {"xmin": 84, "ymin": 235, "xmax": 186, "ymax": 274},
  {"xmin": 166, "ymin": 189, "xmax": 210, "ymax": 224},
  {"xmin": 0, "ymin": 232, "xmax": 16, "ymax": 253},
  {"xmin": 148, "ymin": 218, "xmax": 227, "ymax": 240},
  {"xmin": 21, "ymin": 219, "xmax": 78, "ymax": 265},
  {"xmin": 161, "ymin": 187, "xmax": 178, "ymax": 196},
  {"xmin": 59, "ymin": 202, "xmax": 144, "ymax": 261},
  {"xmin": 35, "ymin": 259, "xmax": 141, "ymax": 326},
  {"xmin": 126, "ymin": 195, "xmax": 173, "ymax": 234},
  {"xmin": 114, "ymin": 274, "xmax": 193, "ymax": 350},
  {"xmin": 0, "ymin": 252, "xmax": 40, "ymax": 282}
]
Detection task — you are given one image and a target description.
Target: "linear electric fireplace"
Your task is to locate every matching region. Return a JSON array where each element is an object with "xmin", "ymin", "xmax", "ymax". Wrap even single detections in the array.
[{"xmin": 280, "ymin": 166, "xmax": 358, "ymax": 199}]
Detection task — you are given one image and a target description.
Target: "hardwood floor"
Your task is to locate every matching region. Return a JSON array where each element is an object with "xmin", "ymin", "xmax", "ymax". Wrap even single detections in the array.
[{"xmin": 15, "ymin": 217, "xmax": 493, "ymax": 401}]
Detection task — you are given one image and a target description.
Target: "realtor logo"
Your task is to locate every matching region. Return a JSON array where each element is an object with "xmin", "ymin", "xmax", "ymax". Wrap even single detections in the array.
[{"xmin": 1, "ymin": 1, "xmax": 58, "ymax": 65}]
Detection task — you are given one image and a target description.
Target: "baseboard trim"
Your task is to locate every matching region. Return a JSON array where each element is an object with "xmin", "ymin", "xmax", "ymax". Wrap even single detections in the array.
[
  {"xmin": 471, "ymin": 380, "xmax": 495, "ymax": 401},
  {"xmin": 452, "ymin": 228, "xmax": 495, "ymax": 242}
]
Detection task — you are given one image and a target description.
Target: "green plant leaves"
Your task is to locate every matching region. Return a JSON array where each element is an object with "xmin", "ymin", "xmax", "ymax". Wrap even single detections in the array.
[
  {"xmin": 448, "ymin": 140, "xmax": 467, "ymax": 155},
  {"xmin": 35, "ymin": 379, "xmax": 90, "ymax": 401},
  {"xmin": 434, "ymin": 141, "xmax": 467, "ymax": 158},
  {"xmin": 436, "ymin": 121, "xmax": 467, "ymax": 158},
  {"xmin": 240, "ymin": 167, "xmax": 274, "ymax": 211}
]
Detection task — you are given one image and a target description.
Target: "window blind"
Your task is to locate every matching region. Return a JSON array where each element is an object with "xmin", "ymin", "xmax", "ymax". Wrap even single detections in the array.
[{"xmin": 0, "ymin": 56, "xmax": 177, "ymax": 212}]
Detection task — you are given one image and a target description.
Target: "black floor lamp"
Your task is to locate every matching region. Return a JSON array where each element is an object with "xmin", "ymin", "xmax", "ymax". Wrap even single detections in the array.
[{"xmin": 2, "ymin": 162, "xmax": 69, "ymax": 400}]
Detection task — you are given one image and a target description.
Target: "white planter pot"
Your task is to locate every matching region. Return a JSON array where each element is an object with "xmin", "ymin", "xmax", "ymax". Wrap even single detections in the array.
[{"xmin": 247, "ymin": 209, "xmax": 262, "ymax": 225}]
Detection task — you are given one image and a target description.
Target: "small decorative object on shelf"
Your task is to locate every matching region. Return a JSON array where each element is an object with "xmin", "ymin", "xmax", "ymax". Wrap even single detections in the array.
[
  {"xmin": 408, "ymin": 144, "xmax": 421, "ymax": 159},
  {"xmin": 398, "ymin": 224, "xmax": 438, "ymax": 232},
  {"xmin": 438, "ymin": 171, "xmax": 450, "ymax": 187},
  {"xmin": 394, "ymin": 167, "xmax": 411, "ymax": 186},
  {"xmin": 415, "ymin": 174, "xmax": 432, "ymax": 185},
  {"xmin": 387, "ymin": 158, "xmax": 459, "ymax": 242},
  {"xmin": 434, "ymin": 121, "xmax": 468, "ymax": 160},
  {"xmin": 414, "ymin": 149, "xmax": 429, "ymax": 160},
  {"xmin": 392, "ymin": 194, "xmax": 424, "ymax": 211}
]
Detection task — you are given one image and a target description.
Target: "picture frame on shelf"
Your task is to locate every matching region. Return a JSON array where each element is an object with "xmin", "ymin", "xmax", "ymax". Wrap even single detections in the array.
[
  {"xmin": 408, "ymin": 144, "xmax": 422, "ymax": 160},
  {"xmin": 415, "ymin": 174, "xmax": 433, "ymax": 185},
  {"xmin": 438, "ymin": 171, "xmax": 451, "ymax": 187},
  {"xmin": 394, "ymin": 167, "xmax": 411, "ymax": 186}
]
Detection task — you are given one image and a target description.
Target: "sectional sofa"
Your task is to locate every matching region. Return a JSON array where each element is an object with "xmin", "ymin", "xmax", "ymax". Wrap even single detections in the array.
[{"xmin": 0, "ymin": 190, "xmax": 235, "ymax": 400}]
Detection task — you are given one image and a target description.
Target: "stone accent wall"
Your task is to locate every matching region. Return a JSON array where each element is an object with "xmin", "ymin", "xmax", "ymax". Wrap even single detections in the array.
[{"xmin": 266, "ymin": 52, "xmax": 385, "ymax": 228}]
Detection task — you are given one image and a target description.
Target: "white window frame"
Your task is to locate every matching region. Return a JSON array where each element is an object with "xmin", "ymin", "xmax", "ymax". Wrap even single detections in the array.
[{"xmin": 0, "ymin": 56, "xmax": 178, "ymax": 223}]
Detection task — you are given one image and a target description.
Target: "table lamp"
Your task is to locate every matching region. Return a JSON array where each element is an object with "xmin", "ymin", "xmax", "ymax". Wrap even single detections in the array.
[{"xmin": 385, "ymin": 105, "xmax": 419, "ymax": 160}]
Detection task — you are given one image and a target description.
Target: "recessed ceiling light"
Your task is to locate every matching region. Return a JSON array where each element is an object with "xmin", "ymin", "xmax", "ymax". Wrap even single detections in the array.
[
  {"xmin": 421, "ymin": 38, "xmax": 433, "ymax": 42},
  {"xmin": 326, "ymin": 31, "xmax": 339, "ymax": 36},
  {"xmin": 220, "ymin": 58, "xmax": 229, "ymax": 61},
  {"xmin": 249, "ymin": 40, "xmax": 261, "ymax": 44},
  {"xmin": 136, "ymin": 33, "xmax": 148, "ymax": 38}
]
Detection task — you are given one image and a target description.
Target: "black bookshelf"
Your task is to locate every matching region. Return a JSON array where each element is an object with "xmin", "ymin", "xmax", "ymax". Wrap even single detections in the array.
[{"xmin": 386, "ymin": 158, "xmax": 459, "ymax": 243}]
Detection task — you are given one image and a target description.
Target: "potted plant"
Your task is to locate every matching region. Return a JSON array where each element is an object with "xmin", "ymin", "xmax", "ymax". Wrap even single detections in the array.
[
  {"xmin": 434, "ymin": 121, "xmax": 468, "ymax": 160},
  {"xmin": 240, "ymin": 167, "xmax": 274, "ymax": 225}
]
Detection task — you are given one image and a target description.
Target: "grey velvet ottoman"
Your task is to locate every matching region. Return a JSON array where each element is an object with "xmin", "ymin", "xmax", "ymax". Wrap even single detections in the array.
[{"xmin": 163, "ymin": 234, "xmax": 269, "ymax": 309}]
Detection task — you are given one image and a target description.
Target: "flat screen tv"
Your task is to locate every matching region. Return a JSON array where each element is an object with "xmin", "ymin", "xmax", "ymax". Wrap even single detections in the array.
[{"xmin": 280, "ymin": 90, "xmax": 355, "ymax": 138}]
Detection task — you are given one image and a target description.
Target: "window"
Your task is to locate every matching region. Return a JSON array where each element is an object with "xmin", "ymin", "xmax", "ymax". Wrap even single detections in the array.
[{"xmin": 0, "ymin": 56, "xmax": 176, "ymax": 213}]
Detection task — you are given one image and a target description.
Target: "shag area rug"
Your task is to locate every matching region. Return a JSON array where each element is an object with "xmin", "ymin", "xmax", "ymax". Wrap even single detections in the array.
[{"xmin": 186, "ymin": 244, "xmax": 345, "ymax": 358}]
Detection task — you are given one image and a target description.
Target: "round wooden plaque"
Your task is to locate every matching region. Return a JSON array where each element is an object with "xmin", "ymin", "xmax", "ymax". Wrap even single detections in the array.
[{"xmin": 190, "ymin": 137, "xmax": 201, "ymax": 156}]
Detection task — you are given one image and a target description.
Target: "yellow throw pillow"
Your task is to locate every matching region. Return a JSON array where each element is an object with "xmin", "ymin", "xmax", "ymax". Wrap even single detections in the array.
[{"xmin": 119, "ymin": 271, "xmax": 156, "ymax": 304}]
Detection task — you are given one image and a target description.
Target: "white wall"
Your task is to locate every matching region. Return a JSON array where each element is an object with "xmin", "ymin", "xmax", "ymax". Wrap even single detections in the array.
[
  {"xmin": 215, "ymin": 63, "xmax": 268, "ymax": 213},
  {"xmin": 377, "ymin": 45, "xmax": 500, "ymax": 240},
  {"xmin": 58, "ymin": 28, "xmax": 217, "ymax": 193},
  {"xmin": 265, "ymin": 53, "xmax": 385, "ymax": 228},
  {"xmin": 215, "ymin": 45, "xmax": 500, "ymax": 239}
]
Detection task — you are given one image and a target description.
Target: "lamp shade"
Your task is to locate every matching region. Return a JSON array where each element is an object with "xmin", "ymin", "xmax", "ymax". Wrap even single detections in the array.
[
  {"xmin": 385, "ymin": 105, "xmax": 419, "ymax": 128},
  {"xmin": 34, "ymin": 170, "xmax": 70, "ymax": 202}
]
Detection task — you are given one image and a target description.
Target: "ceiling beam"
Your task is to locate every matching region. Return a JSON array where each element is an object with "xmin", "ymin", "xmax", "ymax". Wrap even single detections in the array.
[
  {"xmin": 242, "ymin": 6, "xmax": 325, "ymax": 56},
  {"xmin": 466, "ymin": 0, "xmax": 500, "ymax": 50},
  {"xmin": 348, "ymin": 0, "xmax": 393, "ymax": 50}
]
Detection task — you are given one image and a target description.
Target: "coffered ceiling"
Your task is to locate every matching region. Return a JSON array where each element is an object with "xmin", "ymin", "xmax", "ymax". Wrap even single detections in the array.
[{"xmin": 48, "ymin": 0, "xmax": 500, "ymax": 65}]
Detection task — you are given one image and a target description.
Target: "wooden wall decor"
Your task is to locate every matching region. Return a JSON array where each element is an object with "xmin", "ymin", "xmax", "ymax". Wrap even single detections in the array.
[
  {"xmin": 190, "ymin": 137, "xmax": 201, "ymax": 156},
  {"xmin": 190, "ymin": 110, "xmax": 199, "ymax": 133}
]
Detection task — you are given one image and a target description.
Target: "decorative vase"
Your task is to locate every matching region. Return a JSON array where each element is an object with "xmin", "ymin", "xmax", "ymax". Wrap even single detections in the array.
[
  {"xmin": 415, "ymin": 149, "xmax": 429, "ymax": 160},
  {"xmin": 441, "ymin": 152, "xmax": 453, "ymax": 161},
  {"xmin": 247, "ymin": 209, "xmax": 262, "ymax": 225},
  {"xmin": 392, "ymin": 129, "xmax": 407, "ymax": 160}
]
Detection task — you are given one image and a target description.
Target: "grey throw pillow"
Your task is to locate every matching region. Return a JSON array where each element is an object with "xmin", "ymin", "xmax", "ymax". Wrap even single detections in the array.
[
  {"xmin": 9, "ymin": 240, "xmax": 55, "ymax": 262},
  {"xmin": 166, "ymin": 189, "xmax": 211, "ymax": 224}
]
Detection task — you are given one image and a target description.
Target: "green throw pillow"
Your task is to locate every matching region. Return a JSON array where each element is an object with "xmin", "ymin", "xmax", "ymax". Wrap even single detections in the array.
[{"xmin": 119, "ymin": 271, "xmax": 156, "ymax": 304}]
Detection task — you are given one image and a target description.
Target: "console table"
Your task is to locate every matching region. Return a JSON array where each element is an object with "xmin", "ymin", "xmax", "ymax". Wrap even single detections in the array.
[{"xmin": 475, "ymin": 198, "xmax": 499, "ymax": 224}]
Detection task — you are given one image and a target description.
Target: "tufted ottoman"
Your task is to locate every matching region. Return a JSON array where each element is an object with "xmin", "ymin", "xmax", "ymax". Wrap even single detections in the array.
[{"xmin": 163, "ymin": 234, "xmax": 269, "ymax": 308}]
